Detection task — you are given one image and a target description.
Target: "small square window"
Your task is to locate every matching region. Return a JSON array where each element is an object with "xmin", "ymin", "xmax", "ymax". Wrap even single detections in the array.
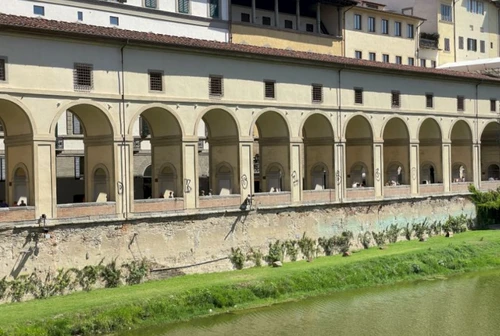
[
  {"xmin": 73, "ymin": 63, "xmax": 93, "ymax": 91},
  {"xmin": 149, "ymin": 71, "xmax": 163, "ymax": 92},
  {"xmin": 369, "ymin": 52, "xmax": 376, "ymax": 61},
  {"xmin": 444, "ymin": 38, "xmax": 450, "ymax": 51},
  {"xmin": 391, "ymin": 90, "xmax": 400, "ymax": 108},
  {"xmin": 262, "ymin": 16, "xmax": 271, "ymax": 26},
  {"xmin": 491, "ymin": 99, "xmax": 497, "ymax": 112},
  {"xmin": 34, "ymin": 5, "xmax": 45, "ymax": 16},
  {"xmin": 459, "ymin": 36, "xmax": 464, "ymax": 50},
  {"xmin": 241, "ymin": 13, "xmax": 250, "ymax": 22},
  {"xmin": 408, "ymin": 57, "xmax": 415, "ymax": 66},
  {"xmin": 306, "ymin": 23, "xmax": 314, "ymax": 32},
  {"xmin": 77, "ymin": 11, "xmax": 83, "ymax": 21},
  {"xmin": 209, "ymin": 75, "xmax": 223, "ymax": 97},
  {"xmin": 383, "ymin": 54, "xmax": 389, "ymax": 63},
  {"xmin": 426, "ymin": 93, "xmax": 434, "ymax": 108},
  {"xmin": 395, "ymin": 56, "xmax": 402, "ymax": 64},
  {"xmin": 312, "ymin": 84, "xmax": 323, "ymax": 103},
  {"xmin": 110, "ymin": 16, "xmax": 119, "ymax": 26},
  {"xmin": 264, "ymin": 80, "xmax": 275, "ymax": 99},
  {"xmin": 284, "ymin": 20, "xmax": 293, "ymax": 29},
  {"xmin": 354, "ymin": 88, "xmax": 363, "ymax": 104},
  {"xmin": 457, "ymin": 96, "xmax": 465, "ymax": 111},
  {"xmin": 355, "ymin": 50, "xmax": 362, "ymax": 59},
  {"xmin": 145, "ymin": 0, "xmax": 158, "ymax": 8},
  {"xmin": 0, "ymin": 58, "xmax": 5, "ymax": 82}
]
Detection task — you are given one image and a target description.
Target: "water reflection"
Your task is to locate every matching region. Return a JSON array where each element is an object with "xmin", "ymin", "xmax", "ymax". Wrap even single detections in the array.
[{"xmin": 120, "ymin": 270, "xmax": 500, "ymax": 336}]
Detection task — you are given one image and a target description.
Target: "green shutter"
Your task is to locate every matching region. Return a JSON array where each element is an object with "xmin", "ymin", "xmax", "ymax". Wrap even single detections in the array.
[
  {"xmin": 209, "ymin": 0, "xmax": 219, "ymax": 18},
  {"xmin": 178, "ymin": 0, "xmax": 189, "ymax": 14}
]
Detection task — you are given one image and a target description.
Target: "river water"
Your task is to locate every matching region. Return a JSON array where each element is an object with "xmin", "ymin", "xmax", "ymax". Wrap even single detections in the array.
[{"xmin": 121, "ymin": 270, "xmax": 500, "ymax": 336}]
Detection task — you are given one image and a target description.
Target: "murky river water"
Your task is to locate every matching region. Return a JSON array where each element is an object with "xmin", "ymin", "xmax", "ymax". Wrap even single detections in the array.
[{"xmin": 120, "ymin": 269, "xmax": 500, "ymax": 336}]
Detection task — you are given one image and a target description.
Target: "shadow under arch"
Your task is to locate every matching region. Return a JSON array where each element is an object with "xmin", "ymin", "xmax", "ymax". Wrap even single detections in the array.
[
  {"xmin": 480, "ymin": 121, "xmax": 500, "ymax": 182},
  {"xmin": 302, "ymin": 112, "xmax": 335, "ymax": 190},
  {"xmin": 345, "ymin": 115, "xmax": 374, "ymax": 188},
  {"xmin": 129, "ymin": 104, "xmax": 184, "ymax": 138},
  {"xmin": 383, "ymin": 117, "xmax": 410, "ymax": 186},
  {"xmin": 418, "ymin": 118, "xmax": 443, "ymax": 186},
  {"xmin": 0, "ymin": 97, "xmax": 35, "ymax": 137},
  {"xmin": 250, "ymin": 108, "xmax": 291, "ymax": 139},
  {"xmin": 342, "ymin": 113, "xmax": 374, "ymax": 141},
  {"xmin": 196, "ymin": 105, "xmax": 241, "ymax": 139},
  {"xmin": 450, "ymin": 120, "xmax": 473, "ymax": 184}
]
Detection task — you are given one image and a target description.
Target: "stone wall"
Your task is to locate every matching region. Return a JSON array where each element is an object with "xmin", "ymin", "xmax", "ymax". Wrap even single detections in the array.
[{"xmin": 0, "ymin": 196, "xmax": 475, "ymax": 279}]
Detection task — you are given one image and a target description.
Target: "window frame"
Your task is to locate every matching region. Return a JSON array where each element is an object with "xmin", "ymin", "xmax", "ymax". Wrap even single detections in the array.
[
  {"xmin": 312, "ymin": 84, "xmax": 323, "ymax": 103},
  {"xmin": 441, "ymin": 4, "xmax": 452, "ymax": 22},
  {"xmin": 382, "ymin": 54, "xmax": 390, "ymax": 63},
  {"xmin": 444, "ymin": 38, "xmax": 450, "ymax": 52},
  {"xmin": 457, "ymin": 96, "xmax": 465, "ymax": 112},
  {"xmin": 73, "ymin": 63, "xmax": 93, "ymax": 92},
  {"xmin": 355, "ymin": 50, "xmax": 362, "ymax": 59},
  {"xmin": 354, "ymin": 87, "xmax": 363, "ymax": 105},
  {"xmin": 369, "ymin": 52, "xmax": 376, "ymax": 61},
  {"xmin": 262, "ymin": 16, "xmax": 271, "ymax": 26},
  {"xmin": 33, "ymin": 5, "xmax": 45, "ymax": 16},
  {"xmin": 408, "ymin": 57, "xmax": 415, "ymax": 66},
  {"xmin": 425, "ymin": 93, "xmax": 434, "ymax": 109},
  {"xmin": 395, "ymin": 56, "xmax": 402, "ymax": 64},
  {"xmin": 0, "ymin": 156, "xmax": 6, "ymax": 182},
  {"xmin": 394, "ymin": 21, "xmax": 402, "ymax": 37},
  {"xmin": 381, "ymin": 19, "xmax": 389, "ymax": 34},
  {"xmin": 209, "ymin": 75, "xmax": 223, "ymax": 98},
  {"xmin": 77, "ymin": 11, "xmax": 83, "ymax": 21},
  {"xmin": 148, "ymin": 70, "xmax": 164, "ymax": 92},
  {"xmin": 368, "ymin": 16, "xmax": 376, "ymax": 33},
  {"xmin": 480, "ymin": 40, "xmax": 486, "ymax": 53},
  {"xmin": 354, "ymin": 14, "xmax": 362, "ymax": 30},
  {"xmin": 110, "ymin": 16, "xmax": 119, "ymax": 26},
  {"xmin": 144, "ymin": 0, "xmax": 158, "ymax": 9},
  {"xmin": 459, "ymin": 36, "xmax": 464, "ymax": 50},
  {"xmin": 407, "ymin": 24, "xmax": 414, "ymax": 38},
  {"xmin": 74, "ymin": 156, "xmax": 85, "ymax": 180},
  {"xmin": 177, "ymin": 0, "xmax": 190, "ymax": 14},
  {"xmin": 0, "ymin": 57, "xmax": 7, "ymax": 82},
  {"xmin": 490, "ymin": 99, "xmax": 497, "ymax": 112},
  {"xmin": 391, "ymin": 90, "xmax": 401, "ymax": 108},
  {"xmin": 208, "ymin": 0, "xmax": 220, "ymax": 19},
  {"xmin": 264, "ymin": 80, "xmax": 276, "ymax": 99},
  {"xmin": 284, "ymin": 19, "xmax": 293, "ymax": 29},
  {"xmin": 241, "ymin": 13, "xmax": 250, "ymax": 22}
]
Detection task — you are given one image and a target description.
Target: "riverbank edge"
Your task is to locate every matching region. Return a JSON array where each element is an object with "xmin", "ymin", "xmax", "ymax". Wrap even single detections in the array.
[{"xmin": 3, "ymin": 236, "xmax": 500, "ymax": 336}]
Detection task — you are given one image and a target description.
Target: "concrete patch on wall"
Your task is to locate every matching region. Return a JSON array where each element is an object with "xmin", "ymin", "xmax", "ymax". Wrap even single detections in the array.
[{"xmin": 0, "ymin": 196, "xmax": 475, "ymax": 279}]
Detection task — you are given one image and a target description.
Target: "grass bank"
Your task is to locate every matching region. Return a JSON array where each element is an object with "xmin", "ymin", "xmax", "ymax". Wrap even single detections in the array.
[{"xmin": 1, "ymin": 230, "xmax": 500, "ymax": 336}]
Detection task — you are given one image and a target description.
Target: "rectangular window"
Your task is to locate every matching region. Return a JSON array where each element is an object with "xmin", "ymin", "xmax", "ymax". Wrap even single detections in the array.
[
  {"xmin": 426, "ymin": 93, "xmax": 434, "ymax": 108},
  {"xmin": 391, "ymin": 90, "xmax": 401, "ymax": 108},
  {"xmin": 444, "ymin": 38, "xmax": 450, "ymax": 51},
  {"xmin": 77, "ymin": 11, "xmax": 83, "ymax": 21},
  {"xmin": 355, "ymin": 50, "xmax": 362, "ymax": 59},
  {"xmin": 368, "ymin": 17, "xmax": 376, "ymax": 32},
  {"xmin": 0, "ymin": 157, "xmax": 5, "ymax": 182},
  {"xmin": 467, "ymin": 38, "xmax": 477, "ymax": 51},
  {"xmin": 284, "ymin": 20, "xmax": 293, "ymax": 29},
  {"xmin": 491, "ymin": 99, "xmax": 497, "ymax": 112},
  {"xmin": 394, "ymin": 22, "xmax": 401, "ymax": 36},
  {"xmin": 262, "ymin": 16, "xmax": 271, "ymax": 26},
  {"xmin": 408, "ymin": 57, "xmax": 415, "ymax": 66},
  {"xmin": 457, "ymin": 96, "xmax": 465, "ymax": 111},
  {"xmin": 73, "ymin": 63, "xmax": 93, "ymax": 91},
  {"xmin": 354, "ymin": 88, "xmax": 363, "ymax": 104},
  {"xmin": 264, "ymin": 80, "xmax": 275, "ymax": 99},
  {"xmin": 178, "ymin": 0, "xmax": 190, "ymax": 14},
  {"xmin": 74, "ymin": 156, "xmax": 85, "ymax": 180},
  {"xmin": 209, "ymin": 75, "xmax": 223, "ymax": 97},
  {"xmin": 468, "ymin": 1, "xmax": 484, "ymax": 14},
  {"xmin": 0, "ymin": 58, "xmax": 5, "ymax": 81},
  {"xmin": 431, "ymin": 60, "xmax": 436, "ymax": 68},
  {"xmin": 312, "ymin": 84, "xmax": 323, "ymax": 103},
  {"xmin": 382, "ymin": 19, "xmax": 389, "ymax": 34},
  {"xmin": 209, "ymin": 0, "xmax": 219, "ymax": 18},
  {"xmin": 395, "ymin": 56, "xmax": 402, "ymax": 64},
  {"xmin": 407, "ymin": 24, "xmax": 414, "ymax": 38},
  {"xmin": 369, "ymin": 52, "xmax": 376, "ymax": 61},
  {"xmin": 383, "ymin": 54, "xmax": 389, "ymax": 63},
  {"xmin": 441, "ymin": 4, "xmax": 452, "ymax": 21},
  {"xmin": 459, "ymin": 36, "xmax": 464, "ymax": 49},
  {"xmin": 144, "ymin": 0, "xmax": 157, "ymax": 8},
  {"xmin": 72, "ymin": 114, "xmax": 82, "ymax": 135},
  {"xmin": 420, "ymin": 59, "xmax": 427, "ymax": 67},
  {"xmin": 241, "ymin": 13, "xmax": 250, "ymax": 22},
  {"xmin": 306, "ymin": 23, "xmax": 314, "ymax": 32},
  {"xmin": 33, "ymin": 5, "xmax": 45, "ymax": 16},
  {"xmin": 110, "ymin": 16, "xmax": 119, "ymax": 25},
  {"xmin": 354, "ymin": 14, "xmax": 362, "ymax": 30},
  {"xmin": 149, "ymin": 71, "xmax": 163, "ymax": 92},
  {"xmin": 480, "ymin": 40, "xmax": 485, "ymax": 53}
]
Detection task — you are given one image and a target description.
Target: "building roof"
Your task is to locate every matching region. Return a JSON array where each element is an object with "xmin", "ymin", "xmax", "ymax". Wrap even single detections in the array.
[
  {"xmin": 438, "ymin": 58, "xmax": 500, "ymax": 72},
  {"xmin": 0, "ymin": 13, "xmax": 498, "ymax": 83}
]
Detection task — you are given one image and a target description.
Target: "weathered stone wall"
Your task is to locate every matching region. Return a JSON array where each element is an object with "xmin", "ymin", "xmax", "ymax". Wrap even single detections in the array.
[{"xmin": 0, "ymin": 196, "xmax": 475, "ymax": 279}]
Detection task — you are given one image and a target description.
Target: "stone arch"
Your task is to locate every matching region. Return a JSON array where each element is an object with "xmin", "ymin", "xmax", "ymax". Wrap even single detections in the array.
[
  {"xmin": 480, "ymin": 121, "xmax": 500, "ymax": 182},
  {"xmin": 0, "ymin": 97, "xmax": 35, "ymax": 137},
  {"xmin": 343, "ymin": 113, "xmax": 374, "ymax": 141},
  {"xmin": 448, "ymin": 119, "xmax": 473, "ymax": 141},
  {"xmin": 450, "ymin": 120, "xmax": 473, "ymax": 184},
  {"xmin": 12, "ymin": 163, "xmax": 29, "ymax": 206},
  {"xmin": 383, "ymin": 118, "xmax": 410, "ymax": 186},
  {"xmin": 196, "ymin": 106, "xmax": 241, "ymax": 139},
  {"xmin": 251, "ymin": 109, "xmax": 291, "ymax": 139},
  {"xmin": 419, "ymin": 118, "xmax": 443, "ymax": 186},
  {"xmin": 302, "ymin": 113, "xmax": 334, "ymax": 191},
  {"xmin": 215, "ymin": 161, "xmax": 234, "ymax": 195},
  {"xmin": 266, "ymin": 162, "xmax": 285, "ymax": 192},
  {"xmin": 50, "ymin": 100, "xmax": 116, "ymax": 137},
  {"xmin": 487, "ymin": 163, "xmax": 500, "ymax": 180},
  {"xmin": 129, "ymin": 104, "xmax": 185, "ymax": 138},
  {"xmin": 345, "ymin": 115, "xmax": 374, "ymax": 188},
  {"xmin": 158, "ymin": 163, "xmax": 177, "ymax": 198},
  {"xmin": 349, "ymin": 161, "xmax": 369, "ymax": 187}
]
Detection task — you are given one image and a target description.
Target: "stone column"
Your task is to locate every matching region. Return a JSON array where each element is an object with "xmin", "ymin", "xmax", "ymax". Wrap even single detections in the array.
[
  {"xmin": 335, "ymin": 141, "xmax": 346, "ymax": 201},
  {"xmin": 410, "ymin": 141, "xmax": 419, "ymax": 195},
  {"xmin": 373, "ymin": 141, "xmax": 383, "ymax": 198},
  {"xmin": 251, "ymin": 0, "xmax": 256, "ymax": 24},
  {"xmin": 296, "ymin": 0, "xmax": 300, "ymax": 31},
  {"xmin": 442, "ymin": 141, "xmax": 451, "ymax": 193},
  {"xmin": 116, "ymin": 137, "xmax": 134, "ymax": 217},
  {"xmin": 182, "ymin": 140, "xmax": 198, "ymax": 210},
  {"xmin": 33, "ymin": 139, "xmax": 57, "ymax": 219},
  {"xmin": 239, "ymin": 140, "xmax": 254, "ymax": 204},
  {"xmin": 316, "ymin": 2, "xmax": 321, "ymax": 34},
  {"xmin": 473, "ymin": 142, "xmax": 481, "ymax": 188},
  {"xmin": 275, "ymin": 0, "xmax": 279, "ymax": 28},
  {"xmin": 290, "ymin": 140, "xmax": 303, "ymax": 203}
]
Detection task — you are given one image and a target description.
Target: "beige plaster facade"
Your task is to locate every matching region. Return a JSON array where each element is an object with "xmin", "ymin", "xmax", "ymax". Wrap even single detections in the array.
[{"xmin": 0, "ymin": 18, "xmax": 500, "ymax": 228}]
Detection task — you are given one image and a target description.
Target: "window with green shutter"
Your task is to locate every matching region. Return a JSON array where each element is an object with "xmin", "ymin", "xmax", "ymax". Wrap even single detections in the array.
[
  {"xmin": 178, "ymin": 0, "xmax": 189, "ymax": 14},
  {"xmin": 209, "ymin": 0, "xmax": 219, "ymax": 18},
  {"xmin": 144, "ymin": 0, "xmax": 157, "ymax": 9}
]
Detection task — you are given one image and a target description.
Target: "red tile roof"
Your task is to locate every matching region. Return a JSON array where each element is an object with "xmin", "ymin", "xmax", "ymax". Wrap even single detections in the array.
[{"xmin": 0, "ymin": 13, "xmax": 498, "ymax": 83}]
